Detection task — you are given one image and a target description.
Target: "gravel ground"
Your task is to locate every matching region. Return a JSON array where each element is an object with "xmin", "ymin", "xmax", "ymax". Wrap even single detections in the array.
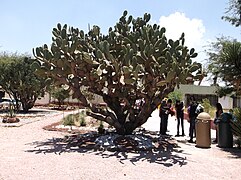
[{"xmin": 0, "ymin": 109, "xmax": 240, "ymax": 180}]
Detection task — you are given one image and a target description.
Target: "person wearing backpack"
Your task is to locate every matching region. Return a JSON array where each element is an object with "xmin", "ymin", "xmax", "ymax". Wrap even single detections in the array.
[{"xmin": 195, "ymin": 103, "xmax": 204, "ymax": 115}]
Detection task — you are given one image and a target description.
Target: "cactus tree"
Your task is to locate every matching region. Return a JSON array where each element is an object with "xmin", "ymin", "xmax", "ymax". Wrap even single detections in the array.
[{"xmin": 34, "ymin": 11, "xmax": 202, "ymax": 135}]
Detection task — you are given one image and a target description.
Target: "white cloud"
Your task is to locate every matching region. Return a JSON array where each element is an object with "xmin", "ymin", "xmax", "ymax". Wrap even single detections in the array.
[
  {"xmin": 158, "ymin": 12, "xmax": 210, "ymax": 85},
  {"xmin": 158, "ymin": 12, "xmax": 206, "ymax": 55}
]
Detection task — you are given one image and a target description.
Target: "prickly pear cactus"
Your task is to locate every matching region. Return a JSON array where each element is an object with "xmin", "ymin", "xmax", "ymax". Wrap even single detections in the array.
[{"xmin": 34, "ymin": 11, "xmax": 202, "ymax": 135}]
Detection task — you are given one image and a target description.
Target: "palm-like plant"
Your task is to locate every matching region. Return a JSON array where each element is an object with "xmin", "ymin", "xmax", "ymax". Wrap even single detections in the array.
[
  {"xmin": 232, "ymin": 108, "xmax": 241, "ymax": 148},
  {"xmin": 219, "ymin": 41, "xmax": 241, "ymax": 94},
  {"xmin": 207, "ymin": 38, "xmax": 241, "ymax": 96}
]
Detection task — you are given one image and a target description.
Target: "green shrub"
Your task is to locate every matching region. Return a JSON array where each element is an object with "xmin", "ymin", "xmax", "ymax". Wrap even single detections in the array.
[
  {"xmin": 208, "ymin": 106, "xmax": 216, "ymax": 119},
  {"xmin": 62, "ymin": 114, "xmax": 75, "ymax": 126},
  {"xmin": 201, "ymin": 98, "xmax": 212, "ymax": 113},
  {"xmin": 79, "ymin": 111, "xmax": 87, "ymax": 126},
  {"xmin": 51, "ymin": 86, "xmax": 70, "ymax": 107},
  {"xmin": 62, "ymin": 111, "xmax": 87, "ymax": 126},
  {"xmin": 167, "ymin": 90, "xmax": 183, "ymax": 104},
  {"xmin": 198, "ymin": 98, "xmax": 216, "ymax": 118}
]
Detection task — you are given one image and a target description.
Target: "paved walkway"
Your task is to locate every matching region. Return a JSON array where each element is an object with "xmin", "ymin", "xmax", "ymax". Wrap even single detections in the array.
[
  {"xmin": 0, "ymin": 108, "xmax": 240, "ymax": 180},
  {"xmin": 142, "ymin": 109, "xmax": 216, "ymax": 140}
]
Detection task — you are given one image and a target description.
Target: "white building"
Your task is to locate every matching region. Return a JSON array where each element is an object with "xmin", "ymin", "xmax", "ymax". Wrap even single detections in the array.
[{"xmin": 177, "ymin": 84, "xmax": 240, "ymax": 109}]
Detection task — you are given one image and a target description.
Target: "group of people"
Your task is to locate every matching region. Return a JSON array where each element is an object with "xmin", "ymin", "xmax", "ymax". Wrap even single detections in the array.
[
  {"xmin": 159, "ymin": 98, "xmax": 186, "ymax": 137},
  {"xmin": 159, "ymin": 97, "xmax": 223, "ymax": 143}
]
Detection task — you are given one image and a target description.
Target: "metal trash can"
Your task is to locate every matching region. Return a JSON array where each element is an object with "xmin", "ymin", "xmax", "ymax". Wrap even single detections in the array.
[
  {"xmin": 217, "ymin": 113, "xmax": 233, "ymax": 148},
  {"xmin": 195, "ymin": 112, "xmax": 212, "ymax": 148}
]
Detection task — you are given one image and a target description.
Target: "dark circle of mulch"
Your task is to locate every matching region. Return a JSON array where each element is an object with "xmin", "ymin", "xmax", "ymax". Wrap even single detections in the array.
[
  {"xmin": 63, "ymin": 133, "xmax": 100, "ymax": 150},
  {"xmin": 43, "ymin": 122, "xmax": 178, "ymax": 152},
  {"xmin": 2, "ymin": 117, "xmax": 20, "ymax": 123},
  {"xmin": 113, "ymin": 136, "xmax": 139, "ymax": 151}
]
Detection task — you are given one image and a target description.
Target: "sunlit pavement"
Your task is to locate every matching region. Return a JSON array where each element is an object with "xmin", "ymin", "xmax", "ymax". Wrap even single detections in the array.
[{"xmin": 142, "ymin": 108, "xmax": 216, "ymax": 140}]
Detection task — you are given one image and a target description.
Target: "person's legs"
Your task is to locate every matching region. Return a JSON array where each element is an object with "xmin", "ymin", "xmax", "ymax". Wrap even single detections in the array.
[
  {"xmin": 213, "ymin": 125, "xmax": 218, "ymax": 143},
  {"xmin": 161, "ymin": 115, "xmax": 168, "ymax": 135},
  {"xmin": 160, "ymin": 117, "xmax": 163, "ymax": 135},
  {"xmin": 189, "ymin": 117, "xmax": 195, "ymax": 142},
  {"xmin": 176, "ymin": 116, "xmax": 180, "ymax": 136},
  {"xmin": 193, "ymin": 117, "xmax": 196, "ymax": 137},
  {"xmin": 189, "ymin": 117, "xmax": 192, "ymax": 137},
  {"xmin": 180, "ymin": 114, "xmax": 185, "ymax": 136},
  {"xmin": 166, "ymin": 115, "xmax": 169, "ymax": 132}
]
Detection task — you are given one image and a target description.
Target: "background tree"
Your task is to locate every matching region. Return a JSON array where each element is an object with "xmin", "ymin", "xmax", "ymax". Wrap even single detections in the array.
[
  {"xmin": 222, "ymin": 0, "xmax": 241, "ymax": 27},
  {"xmin": 34, "ymin": 11, "xmax": 202, "ymax": 135},
  {"xmin": 0, "ymin": 53, "xmax": 51, "ymax": 112},
  {"xmin": 167, "ymin": 91, "xmax": 183, "ymax": 104},
  {"xmin": 51, "ymin": 86, "xmax": 70, "ymax": 108},
  {"xmin": 206, "ymin": 37, "xmax": 241, "ymax": 96}
]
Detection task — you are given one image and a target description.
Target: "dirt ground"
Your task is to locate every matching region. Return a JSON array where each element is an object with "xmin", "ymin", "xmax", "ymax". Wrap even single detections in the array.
[{"xmin": 0, "ymin": 108, "xmax": 240, "ymax": 180}]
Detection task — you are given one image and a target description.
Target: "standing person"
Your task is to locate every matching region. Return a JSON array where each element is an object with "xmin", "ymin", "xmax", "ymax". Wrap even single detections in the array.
[
  {"xmin": 188, "ymin": 96, "xmax": 198, "ymax": 143},
  {"xmin": 213, "ymin": 102, "xmax": 223, "ymax": 143},
  {"xmin": 175, "ymin": 100, "xmax": 185, "ymax": 137},
  {"xmin": 159, "ymin": 98, "xmax": 173, "ymax": 135}
]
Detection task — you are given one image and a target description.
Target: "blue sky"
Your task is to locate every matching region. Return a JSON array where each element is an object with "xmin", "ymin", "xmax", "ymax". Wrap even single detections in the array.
[{"xmin": 0, "ymin": 0, "xmax": 240, "ymax": 63}]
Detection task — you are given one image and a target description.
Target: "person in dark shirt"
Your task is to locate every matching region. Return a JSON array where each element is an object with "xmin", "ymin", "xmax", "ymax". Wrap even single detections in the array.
[
  {"xmin": 159, "ymin": 98, "xmax": 173, "ymax": 135},
  {"xmin": 188, "ymin": 97, "xmax": 198, "ymax": 143},
  {"xmin": 175, "ymin": 100, "xmax": 185, "ymax": 137},
  {"xmin": 213, "ymin": 102, "xmax": 223, "ymax": 143}
]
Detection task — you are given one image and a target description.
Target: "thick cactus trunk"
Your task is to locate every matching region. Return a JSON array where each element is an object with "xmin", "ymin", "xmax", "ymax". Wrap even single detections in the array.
[
  {"xmin": 108, "ymin": 100, "xmax": 156, "ymax": 135},
  {"xmin": 115, "ymin": 122, "xmax": 136, "ymax": 135}
]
